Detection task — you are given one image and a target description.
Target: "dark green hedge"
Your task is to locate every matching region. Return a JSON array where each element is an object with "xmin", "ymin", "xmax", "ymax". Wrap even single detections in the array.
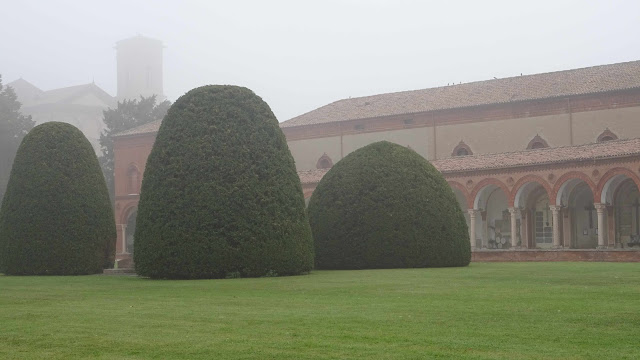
[
  {"xmin": 308, "ymin": 141, "xmax": 470, "ymax": 269},
  {"xmin": 0, "ymin": 122, "xmax": 116, "ymax": 275},
  {"xmin": 134, "ymin": 85, "xmax": 313, "ymax": 279}
]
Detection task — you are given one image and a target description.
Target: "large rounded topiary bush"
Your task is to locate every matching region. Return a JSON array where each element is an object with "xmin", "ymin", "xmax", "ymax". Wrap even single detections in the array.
[
  {"xmin": 308, "ymin": 141, "xmax": 470, "ymax": 269},
  {"xmin": 0, "ymin": 122, "xmax": 116, "ymax": 275},
  {"xmin": 134, "ymin": 85, "xmax": 313, "ymax": 279}
]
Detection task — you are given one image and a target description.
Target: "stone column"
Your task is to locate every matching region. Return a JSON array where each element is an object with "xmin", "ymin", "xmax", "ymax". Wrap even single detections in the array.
[
  {"xmin": 595, "ymin": 203, "xmax": 607, "ymax": 249},
  {"xmin": 508, "ymin": 207, "xmax": 520, "ymax": 248},
  {"xmin": 550, "ymin": 205, "xmax": 562, "ymax": 248},
  {"xmin": 468, "ymin": 209, "xmax": 478, "ymax": 249}
]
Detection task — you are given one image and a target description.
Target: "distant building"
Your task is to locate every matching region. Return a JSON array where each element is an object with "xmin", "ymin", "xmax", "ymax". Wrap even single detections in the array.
[
  {"xmin": 116, "ymin": 35, "xmax": 165, "ymax": 101},
  {"xmin": 113, "ymin": 60, "xmax": 640, "ymax": 265},
  {"xmin": 8, "ymin": 35, "xmax": 164, "ymax": 152},
  {"xmin": 7, "ymin": 79, "xmax": 115, "ymax": 152}
]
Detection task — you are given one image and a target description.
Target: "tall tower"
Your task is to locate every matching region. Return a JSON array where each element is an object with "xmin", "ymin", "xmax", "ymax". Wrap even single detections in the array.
[{"xmin": 116, "ymin": 35, "xmax": 164, "ymax": 101}]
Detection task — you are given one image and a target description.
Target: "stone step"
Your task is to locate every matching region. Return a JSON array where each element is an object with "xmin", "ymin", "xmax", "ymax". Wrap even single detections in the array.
[{"xmin": 103, "ymin": 268, "xmax": 137, "ymax": 275}]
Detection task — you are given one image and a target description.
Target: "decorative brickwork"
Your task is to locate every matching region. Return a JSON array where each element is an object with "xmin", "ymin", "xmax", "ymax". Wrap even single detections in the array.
[
  {"xmin": 510, "ymin": 174, "xmax": 552, "ymax": 207},
  {"xmin": 452, "ymin": 140, "xmax": 473, "ymax": 156},
  {"xmin": 596, "ymin": 167, "xmax": 640, "ymax": 202},
  {"xmin": 527, "ymin": 134, "xmax": 549, "ymax": 149},
  {"xmin": 316, "ymin": 153, "xmax": 333, "ymax": 169},
  {"xmin": 597, "ymin": 128, "xmax": 619, "ymax": 142},
  {"xmin": 551, "ymin": 171, "xmax": 597, "ymax": 205},
  {"xmin": 470, "ymin": 178, "xmax": 510, "ymax": 209}
]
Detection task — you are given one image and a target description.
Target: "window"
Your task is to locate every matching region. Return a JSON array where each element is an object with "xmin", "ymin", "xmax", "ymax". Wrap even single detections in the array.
[
  {"xmin": 452, "ymin": 140, "xmax": 473, "ymax": 157},
  {"xmin": 316, "ymin": 153, "xmax": 333, "ymax": 169},
  {"xmin": 534, "ymin": 197, "xmax": 553, "ymax": 244},
  {"xmin": 597, "ymin": 128, "xmax": 618, "ymax": 142},
  {"xmin": 526, "ymin": 134, "xmax": 549, "ymax": 150},
  {"xmin": 127, "ymin": 165, "xmax": 140, "ymax": 194},
  {"xmin": 535, "ymin": 211, "xmax": 553, "ymax": 244}
]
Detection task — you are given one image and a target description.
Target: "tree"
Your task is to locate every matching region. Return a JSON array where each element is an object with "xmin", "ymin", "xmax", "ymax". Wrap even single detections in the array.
[
  {"xmin": 308, "ymin": 141, "xmax": 471, "ymax": 270},
  {"xmin": 99, "ymin": 96, "xmax": 170, "ymax": 199},
  {"xmin": 0, "ymin": 75, "xmax": 35, "ymax": 204},
  {"xmin": 0, "ymin": 122, "xmax": 116, "ymax": 275},
  {"xmin": 134, "ymin": 85, "xmax": 314, "ymax": 279}
]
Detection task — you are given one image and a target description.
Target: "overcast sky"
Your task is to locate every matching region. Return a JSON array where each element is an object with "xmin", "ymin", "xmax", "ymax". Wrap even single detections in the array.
[{"xmin": 2, "ymin": 0, "xmax": 640, "ymax": 121}]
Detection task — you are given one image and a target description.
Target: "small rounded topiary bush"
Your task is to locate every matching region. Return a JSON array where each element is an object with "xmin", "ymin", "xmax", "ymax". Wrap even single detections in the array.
[
  {"xmin": 308, "ymin": 141, "xmax": 470, "ymax": 269},
  {"xmin": 134, "ymin": 85, "xmax": 313, "ymax": 279},
  {"xmin": 0, "ymin": 122, "xmax": 116, "ymax": 275}
]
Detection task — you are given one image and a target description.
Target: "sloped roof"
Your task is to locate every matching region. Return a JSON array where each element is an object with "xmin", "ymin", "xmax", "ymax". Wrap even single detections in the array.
[
  {"xmin": 298, "ymin": 169, "xmax": 331, "ymax": 184},
  {"xmin": 36, "ymin": 83, "xmax": 115, "ymax": 107},
  {"xmin": 297, "ymin": 138, "xmax": 640, "ymax": 184},
  {"xmin": 281, "ymin": 60, "xmax": 640, "ymax": 128},
  {"xmin": 7, "ymin": 79, "xmax": 116, "ymax": 109},
  {"xmin": 6, "ymin": 78, "xmax": 44, "ymax": 106},
  {"xmin": 432, "ymin": 138, "xmax": 640, "ymax": 173},
  {"xmin": 115, "ymin": 119, "xmax": 162, "ymax": 137}
]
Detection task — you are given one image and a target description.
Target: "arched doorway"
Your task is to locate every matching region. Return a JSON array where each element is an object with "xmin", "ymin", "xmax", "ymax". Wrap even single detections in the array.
[
  {"xmin": 514, "ymin": 181, "xmax": 550, "ymax": 249},
  {"xmin": 557, "ymin": 178, "xmax": 597, "ymax": 249},
  {"xmin": 531, "ymin": 193, "xmax": 553, "ymax": 248},
  {"xmin": 474, "ymin": 184, "xmax": 510, "ymax": 249},
  {"xmin": 125, "ymin": 210, "xmax": 137, "ymax": 254},
  {"xmin": 613, "ymin": 179, "xmax": 640, "ymax": 247}
]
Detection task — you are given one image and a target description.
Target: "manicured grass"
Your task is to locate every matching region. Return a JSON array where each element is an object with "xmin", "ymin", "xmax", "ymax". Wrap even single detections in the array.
[{"xmin": 1, "ymin": 262, "xmax": 638, "ymax": 359}]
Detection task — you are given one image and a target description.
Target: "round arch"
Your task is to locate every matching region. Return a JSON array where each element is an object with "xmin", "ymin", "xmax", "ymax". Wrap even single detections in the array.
[
  {"xmin": 126, "ymin": 163, "xmax": 141, "ymax": 194},
  {"xmin": 452, "ymin": 140, "xmax": 473, "ymax": 157},
  {"xmin": 526, "ymin": 134, "xmax": 549, "ymax": 150},
  {"xmin": 120, "ymin": 203, "xmax": 139, "ymax": 225},
  {"xmin": 511, "ymin": 175, "xmax": 552, "ymax": 208},
  {"xmin": 316, "ymin": 153, "xmax": 333, "ymax": 169},
  {"xmin": 447, "ymin": 181, "xmax": 470, "ymax": 208},
  {"xmin": 126, "ymin": 162, "xmax": 140, "ymax": 171},
  {"xmin": 471, "ymin": 178, "xmax": 510, "ymax": 209},
  {"xmin": 597, "ymin": 167, "xmax": 640, "ymax": 205},
  {"xmin": 597, "ymin": 128, "xmax": 619, "ymax": 142},
  {"xmin": 552, "ymin": 171, "xmax": 597, "ymax": 206}
]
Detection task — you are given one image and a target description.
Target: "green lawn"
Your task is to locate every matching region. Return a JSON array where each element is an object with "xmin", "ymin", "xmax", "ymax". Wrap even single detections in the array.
[{"xmin": 1, "ymin": 262, "xmax": 638, "ymax": 359}]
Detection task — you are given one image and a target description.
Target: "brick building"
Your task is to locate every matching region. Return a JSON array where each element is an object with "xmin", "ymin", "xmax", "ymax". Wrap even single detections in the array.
[{"xmin": 113, "ymin": 60, "xmax": 640, "ymax": 264}]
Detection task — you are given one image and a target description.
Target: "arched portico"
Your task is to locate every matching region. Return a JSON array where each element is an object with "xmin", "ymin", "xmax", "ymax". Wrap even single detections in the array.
[
  {"xmin": 554, "ymin": 176, "xmax": 598, "ymax": 249},
  {"xmin": 117, "ymin": 204, "xmax": 138, "ymax": 255},
  {"xmin": 598, "ymin": 169, "xmax": 640, "ymax": 248},
  {"xmin": 513, "ymin": 178, "xmax": 552, "ymax": 249},
  {"xmin": 472, "ymin": 182, "xmax": 510, "ymax": 249}
]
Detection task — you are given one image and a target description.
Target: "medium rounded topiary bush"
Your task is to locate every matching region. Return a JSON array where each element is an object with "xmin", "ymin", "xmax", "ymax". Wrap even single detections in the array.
[
  {"xmin": 134, "ymin": 85, "xmax": 313, "ymax": 279},
  {"xmin": 0, "ymin": 122, "xmax": 116, "ymax": 275},
  {"xmin": 308, "ymin": 141, "xmax": 470, "ymax": 269}
]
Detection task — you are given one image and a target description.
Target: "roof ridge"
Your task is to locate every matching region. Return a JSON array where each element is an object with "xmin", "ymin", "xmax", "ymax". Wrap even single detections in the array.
[
  {"xmin": 281, "ymin": 59, "xmax": 640, "ymax": 127},
  {"xmin": 433, "ymin": 138, "xmax": 640, "ymax": 162},
  {"xmin": 314, "ymin": 60, "xmax": 640, "ymax": 104}
]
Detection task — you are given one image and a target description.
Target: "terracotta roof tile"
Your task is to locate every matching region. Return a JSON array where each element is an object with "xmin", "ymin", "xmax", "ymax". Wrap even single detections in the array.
[
  {"xmin": 296, "ymin": 139, "xmax": 640, "ymax": 183},
  {"xmin": 297, "ymin": 169, "xmax": 330, "ymax": 184},
  {"xmin": 432, "ymin": 138, "xmax": 640, "ymax": 173},
  {"xmin": 281, "ymin": 60, "xmax": 640, "ymax": 128},
  {"xmin": 115, "ymin": 119, "xmax": 162, "ymax": 137}
]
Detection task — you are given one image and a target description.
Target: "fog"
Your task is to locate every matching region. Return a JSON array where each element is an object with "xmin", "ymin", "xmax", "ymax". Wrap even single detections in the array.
[{"xmin": 2, "ymin": 0, "xmax": 639, "ymax": 121}]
